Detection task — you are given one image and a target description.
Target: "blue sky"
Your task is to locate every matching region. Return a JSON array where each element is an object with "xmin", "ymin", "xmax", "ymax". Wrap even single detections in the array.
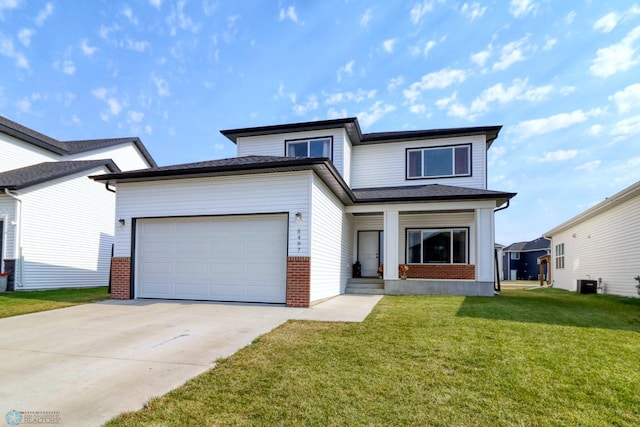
[{"xmin": 1, "ymin": 0, "xmax": 639, "ymax": 245}]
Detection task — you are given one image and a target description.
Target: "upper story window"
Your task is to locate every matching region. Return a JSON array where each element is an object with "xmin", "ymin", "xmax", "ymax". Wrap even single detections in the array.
[
  {"xmin": 511, "ymin": 252, "xmax": 520, "ymax": 260},
  {"xmin": 286, "ymin": 137, "xmax": 332, "ymax": 159},
  {"xmin": 406, "ymin": 144, "xmax": 471, "ymax": 179}
]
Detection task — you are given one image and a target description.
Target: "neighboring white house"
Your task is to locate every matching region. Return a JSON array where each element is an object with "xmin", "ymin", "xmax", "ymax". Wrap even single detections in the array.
[
  {"xmin": 0, "ymin": 115, "xmax": 156, "ymax": 291},
  {"xmin": 544, "ymin": 180, "xmax": 640, "ymax": 298},
  {"xmin": 93, "ymin": 117, "xmax": 516, "ymax": 307}
]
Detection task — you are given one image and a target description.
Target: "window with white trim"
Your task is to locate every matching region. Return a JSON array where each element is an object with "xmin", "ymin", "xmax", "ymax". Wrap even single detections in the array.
[
  {"xmin": 511, "ymin": 252, "xmax": 520, "ymax": 260},
  {"xmin": 555, "ymin": 243, "xmax": 565, "ymax": 269},
  {"xmin": 286, "ymin": 137, "xmax": 332, "ymax": 159},
  {"xmin": 407, "ymin": 144, "xmax": 471, "ymax": 179},
  {"xmin": 407, "ymin": 228, "xmax": 468, "ymax": 264}
]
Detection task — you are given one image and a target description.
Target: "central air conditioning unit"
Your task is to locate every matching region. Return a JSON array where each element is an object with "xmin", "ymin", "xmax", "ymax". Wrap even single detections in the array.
[{"xmin": 577, "ymin": 279, "xmax": 597, "ymax": 294}]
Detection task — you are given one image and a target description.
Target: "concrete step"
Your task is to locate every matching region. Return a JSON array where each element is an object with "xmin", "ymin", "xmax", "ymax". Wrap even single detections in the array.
[{"xmin": 345, "ymin": 279, "xmax": 384, "ymax": 295}]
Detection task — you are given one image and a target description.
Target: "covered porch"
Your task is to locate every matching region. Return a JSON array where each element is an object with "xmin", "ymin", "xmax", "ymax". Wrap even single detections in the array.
[{"xmin": 347, "ymin": 199, "xmax": 498, "ymax": 297}]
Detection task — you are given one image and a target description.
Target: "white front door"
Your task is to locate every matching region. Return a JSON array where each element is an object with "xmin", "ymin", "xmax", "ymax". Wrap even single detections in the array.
[{"xmin": 359, "ymin": 231, "xmax": 381, "ymax": 277}]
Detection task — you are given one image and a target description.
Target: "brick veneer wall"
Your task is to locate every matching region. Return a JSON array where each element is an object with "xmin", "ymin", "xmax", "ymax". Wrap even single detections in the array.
[
  {"xmin": 286, "ymin": 256, "xmax": 311, "ymax": 307},
  {"xmin": 110, "ymin": 257, "xmax": 131, "ymax": 300},
  {"xmin": 405, "ymin": 264, "xmax": 475, "ymax": 280}
]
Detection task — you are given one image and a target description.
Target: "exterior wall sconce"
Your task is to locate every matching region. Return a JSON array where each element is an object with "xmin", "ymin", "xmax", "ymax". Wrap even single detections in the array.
[
  {"xmin": 118, "ymin": 218, "xmax": 125, "ymax": 226},
  {"xmin": 295, "ymin": 212, "xmax": 302, "ymax": 222}
]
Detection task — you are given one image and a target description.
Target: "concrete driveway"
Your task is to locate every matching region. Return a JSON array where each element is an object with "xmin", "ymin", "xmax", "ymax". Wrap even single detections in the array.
[{"xmin": 0, "ymin": 295, "xmax": 381, "ymax": 426}]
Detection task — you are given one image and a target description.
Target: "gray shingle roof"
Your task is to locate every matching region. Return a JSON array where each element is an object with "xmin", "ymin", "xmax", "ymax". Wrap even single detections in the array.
[
  {"xmin": 0, "ymin": 160, "xmax": 120, "ymax": 190},
  {"xmin": 504, "ymin": 237, "xmax": 550, "ymax": 252},
  {"xmin": 352, "ymin": 184, "xmax": 515, "ymax": 202},
  {"xmin": 0, "ymin": 115, "xmax": 157, "ymax": 167},
  {"xmin": 221, "ymin": 117, "xmax": 502, "ymax": 148},
  {"xmin": 92, "ymin": 155, "xmax": 516, "ymax": 207}
]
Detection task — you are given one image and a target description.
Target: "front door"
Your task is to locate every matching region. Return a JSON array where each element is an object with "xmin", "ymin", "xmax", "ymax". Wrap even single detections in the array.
[{"xmin": 358, "ymin": 231, "xmax": 382, "ymax": 277}]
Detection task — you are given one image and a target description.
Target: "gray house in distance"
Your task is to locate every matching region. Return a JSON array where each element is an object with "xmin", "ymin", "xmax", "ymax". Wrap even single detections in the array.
[{"xmin": 502, "ymin": 237, "xmax": 551, "ymax": 281}]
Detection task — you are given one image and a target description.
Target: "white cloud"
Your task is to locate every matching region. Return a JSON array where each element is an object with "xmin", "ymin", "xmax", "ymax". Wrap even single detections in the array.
[
  {"xmin": 53, "ymin": 59, "xmax": 75, "ymax": 75},
  {"xmin": 590, "ymin": 25, "xmax": 640, "ymax": 77},
  {"xmin": 460, "ymin": 2, "xmax": 487, "ymax": 21},
  {"xmin": 543, "ymin": 38, "xmax": 557, "ymax": 50},
  {"xmin": 99, "ymin": 24, "xmax": 120, "ymax": 41},
  {"xmin": 610, "ymin": 115, "xmax": 640, "ymax": 138},
  {"xmin": 337, "ymin": 59, "xmax": 355, "ymax": 82},
  {"xmin": 107, "ymin": 98, "xmax": 122, "ymax": 115},
  {"xmin": 412, "ymin": 40, "xmax": 437, "ymax": 57},
  {"xmin": 594, "ymin": 12, "xmax": 620, "ymax": 33},
  {"xmin": 324, "ymin": 89, "xmax": 376, "ymax": 105},
  {"xmin": 471, "ymin": 48, "xmax": 491, "ymax": 67},
  {"xmin": 409, "ymin": 104, "xmax": 426, "ymax": 114},
  {"xmin": 382, "ymin": 38, "xmax": 397, "ymax": 53},
  {"xmin": 152, "ymin": 75, "xmax": 171, "ymax": 96},
  {"xmin": 574, "ymin": 160, "xmax": 601, "ymax": 172},
  {"xmin": 127, "ymin": 110, "xmax": 144, "ymax": 122},
  {"xmin": 360, "ymin": 9, "xmax": 372, "ymax": 27},
  {"xmin": 81, "ymin": 39, "xmax": 97, "ymax": 56},
  {"xmin": 462, "ymin": 79, "xmax": 553, "ymax": 118},
  {"xmin": 0, "ymin": 35, "xmax": 29, "ymax": 69},
  {"xmin": 121, "ymin": 6, "xmax": 139, "ymax": 25},
  {"xmin": 279, "ymin": 6, "xmax": 298, "ymax": 23},
  {"xmin": 593, "ymin": 5, "xmax": 640, "ymax": 33},
  {"xmin": 536, "ymin": 149, "xmax": 578, "ymax": 162},
  {"xmin": 387, "ymin": 76, "xmax": 404, "ymax": 91},
  {"xmin": 150, "ymin": 0, "xmax": 161, "ymax": 9},
  {"xmin": 125, "ymin": 38, "xmax": 149, "ymax": 52},
  {"xmin": 292, "ymin": 94, "xmax": 318, "ymax": 115},
  {"xmin": 510, "ymin": 0, "xmax": 535, "ymax": 18},
  {"xmin": 589, "ymin": 124, "xmax": 603, "ymax": 136},
  {"xmin": 403, "ymin": 68, "xmax": 468, "ymax": 104},
  {"xmin": 91, "ymin": 87, "xmax": 124, "ymax": 119},
  {"xmin": 15, "ymin": 97, "xmax": 30, "ymax": 113},
  {"xmin": 410, "ymin": 1, "xmax": 437, "ymax": 24},
  {"xmin": 511, "ymin": 109, "xmax": 602, "ymax": 138},
  {"xmin": 565, "ymin": 10, "xmax": 576, "ymax": 24},
  {"xmin": 0, "ymin": 0, "xmax": 20, "ymax": 15},
  {"xmin": 166, "ymin": 0, "xmax": 201, "ymax": 35},
  {"xmin": 17, "ymin": 28, "xmax": 34, "ymax": 46},
  {"xmin": 327, "ymin": 107, "xmax": 348, "ymax": 119},
  {"xmin": 609, "ymin": 83, "xmax": 640, "ymax": 113},
  {"xmin": 35, "ymin": 2, "xmax": 54, "ymax": 26},
  {"xmin": 493, "ymin": 36, "xmax": 529, "ymax": 71},
  {"xmin": 358, "ymin": 101, "xmax": 396, "ymax": 128}
]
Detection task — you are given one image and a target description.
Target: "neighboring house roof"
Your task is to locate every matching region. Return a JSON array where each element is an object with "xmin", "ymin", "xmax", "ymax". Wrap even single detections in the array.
[
  {"xmin": 544, "ymin": 180, "xmax": 640, "ymax": 237},
  {"xmin": 220, "ymin": 117, "xmax": 502, "ymax": 148},
  {"xmin": 90, "ymin": 155, "xmax": 515, "ymax": 206},
  {"xmin": 0, "ymin": 160, "xmax": 120, "ymax": 190},
  {"xmin": 504, "ymin": 237, "xmax": 550, "ymax": 253},
  {"xmin": 0, "ymin": 115, "xmax": 157, "ymax": 167}
]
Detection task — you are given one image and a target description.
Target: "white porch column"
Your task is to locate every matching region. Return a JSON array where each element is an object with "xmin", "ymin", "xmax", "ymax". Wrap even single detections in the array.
[
  {"xmin": 476, "ymin": 207, "xmax": 495, "ymax": 282},
  {"xmin": 383, "ymin": 210, "xmax": 399, "ymax": 280}
]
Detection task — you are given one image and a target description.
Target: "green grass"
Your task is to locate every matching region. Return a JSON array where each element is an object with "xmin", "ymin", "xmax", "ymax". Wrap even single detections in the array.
[
  {"xmin": 106, "ymin": 288, "xmax": 640, "ymax": 426},
  {"xmin": 0, "ymin": 287, "xmax": 110, "ymax": 318}
]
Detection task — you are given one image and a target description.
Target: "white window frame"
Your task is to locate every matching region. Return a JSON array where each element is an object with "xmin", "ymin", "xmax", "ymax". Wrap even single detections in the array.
[
  {"xmin": 406, "ymin": 144, "xmax": 471, "ymax": 180},
  {"xmin": 555, "ymin": 243, "xmax": 565, "ymax": 269},
  {"xmin": 285, "ymin": 137, "xmax": 332, "ymax": 159},
  {"xmin": 406, "ymin": 228, "xmax": 469, "ymax": 264}
]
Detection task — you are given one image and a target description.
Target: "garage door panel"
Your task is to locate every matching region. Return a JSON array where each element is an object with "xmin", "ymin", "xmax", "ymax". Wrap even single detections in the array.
[{"xmin": 136, "ymin": 215, "xmax": 287, "ymax": 303}]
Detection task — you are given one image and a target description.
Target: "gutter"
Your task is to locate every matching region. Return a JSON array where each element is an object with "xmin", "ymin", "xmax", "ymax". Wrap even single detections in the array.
[{"xmin": 3, "ymin": 188, "xmax": 23, "ymax": 288}]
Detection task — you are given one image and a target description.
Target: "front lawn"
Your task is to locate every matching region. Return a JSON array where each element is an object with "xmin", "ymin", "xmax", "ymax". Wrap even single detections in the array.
[
  {"xmin": 0, "ymin": 287, "xmax": 110, "ymax": 318},
  {"xmin": 107, "ymin": 288, "xmax": 640, "ymax": 426}
]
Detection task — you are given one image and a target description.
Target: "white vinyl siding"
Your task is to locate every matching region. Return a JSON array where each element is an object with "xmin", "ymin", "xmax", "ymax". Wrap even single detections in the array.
[
  {"xmin": 114, "ymin": 172, "xmax": 312, "ymax": 258},
  {"xmin": 351, "ymin": 135, "xmax": 487, "ymax": 189},
  {"xmin": 0, "ymin": 134, "xmax": 59, "ymax": 172},
  {"xmin": 68, "ymin": 142, "xmax": 152, "ymax": 171},
  {"xmin": 549, "ymin": 194, "xmax": 640, "ymax": 298},
  {"xmin": 236, "ymin": 129, "xmax": 348, "ymax": 181},
  {"xmin": 309, "ymin": 175, "xmax": 351, "ymax": 301},
  {"xmin": 17, "ymin": 167, "xmax": 115, "ymax": 289}
]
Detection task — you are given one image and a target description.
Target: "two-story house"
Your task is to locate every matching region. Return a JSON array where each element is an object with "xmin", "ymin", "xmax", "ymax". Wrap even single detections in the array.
[
  {"xmin": 502, "ymin": 237, "xmax": 551, "ymax": 281},
  {"xmin": 0, "ymin": 115, "xmax": 156, "ymax": 291},
  {"xmin": 93, "ymin": 117, "xmax": 515, "ymax": 307}
]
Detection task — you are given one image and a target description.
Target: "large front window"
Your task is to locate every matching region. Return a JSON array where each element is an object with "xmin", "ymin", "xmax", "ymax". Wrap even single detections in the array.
[
  {"xmin": 407, "ymin": 228, "xmax": 468, "ymax": 264},
  {"xmin": 286, "ymin": 137, "xmax": 332, "ymax": 159},
  {"xmin": 407, "ymin": 144, "xmax": 470, "ymax": 179}
]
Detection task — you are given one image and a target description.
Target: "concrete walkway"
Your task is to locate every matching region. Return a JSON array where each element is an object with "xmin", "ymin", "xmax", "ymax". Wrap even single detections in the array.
[{"xmin": 0, "ymin": 294, "xmax": 381, "ymax": 426}]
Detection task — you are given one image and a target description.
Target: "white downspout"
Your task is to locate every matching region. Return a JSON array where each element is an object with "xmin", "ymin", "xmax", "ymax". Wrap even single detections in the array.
[{"xmin": 4, "ymin": 188, "xmax": 23, "ymax": 288}]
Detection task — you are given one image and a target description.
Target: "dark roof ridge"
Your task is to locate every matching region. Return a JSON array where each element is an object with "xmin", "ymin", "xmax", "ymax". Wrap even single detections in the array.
[{"xmin": 0, "ymin": 159, "xmax": 120, "ymax": 191}]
